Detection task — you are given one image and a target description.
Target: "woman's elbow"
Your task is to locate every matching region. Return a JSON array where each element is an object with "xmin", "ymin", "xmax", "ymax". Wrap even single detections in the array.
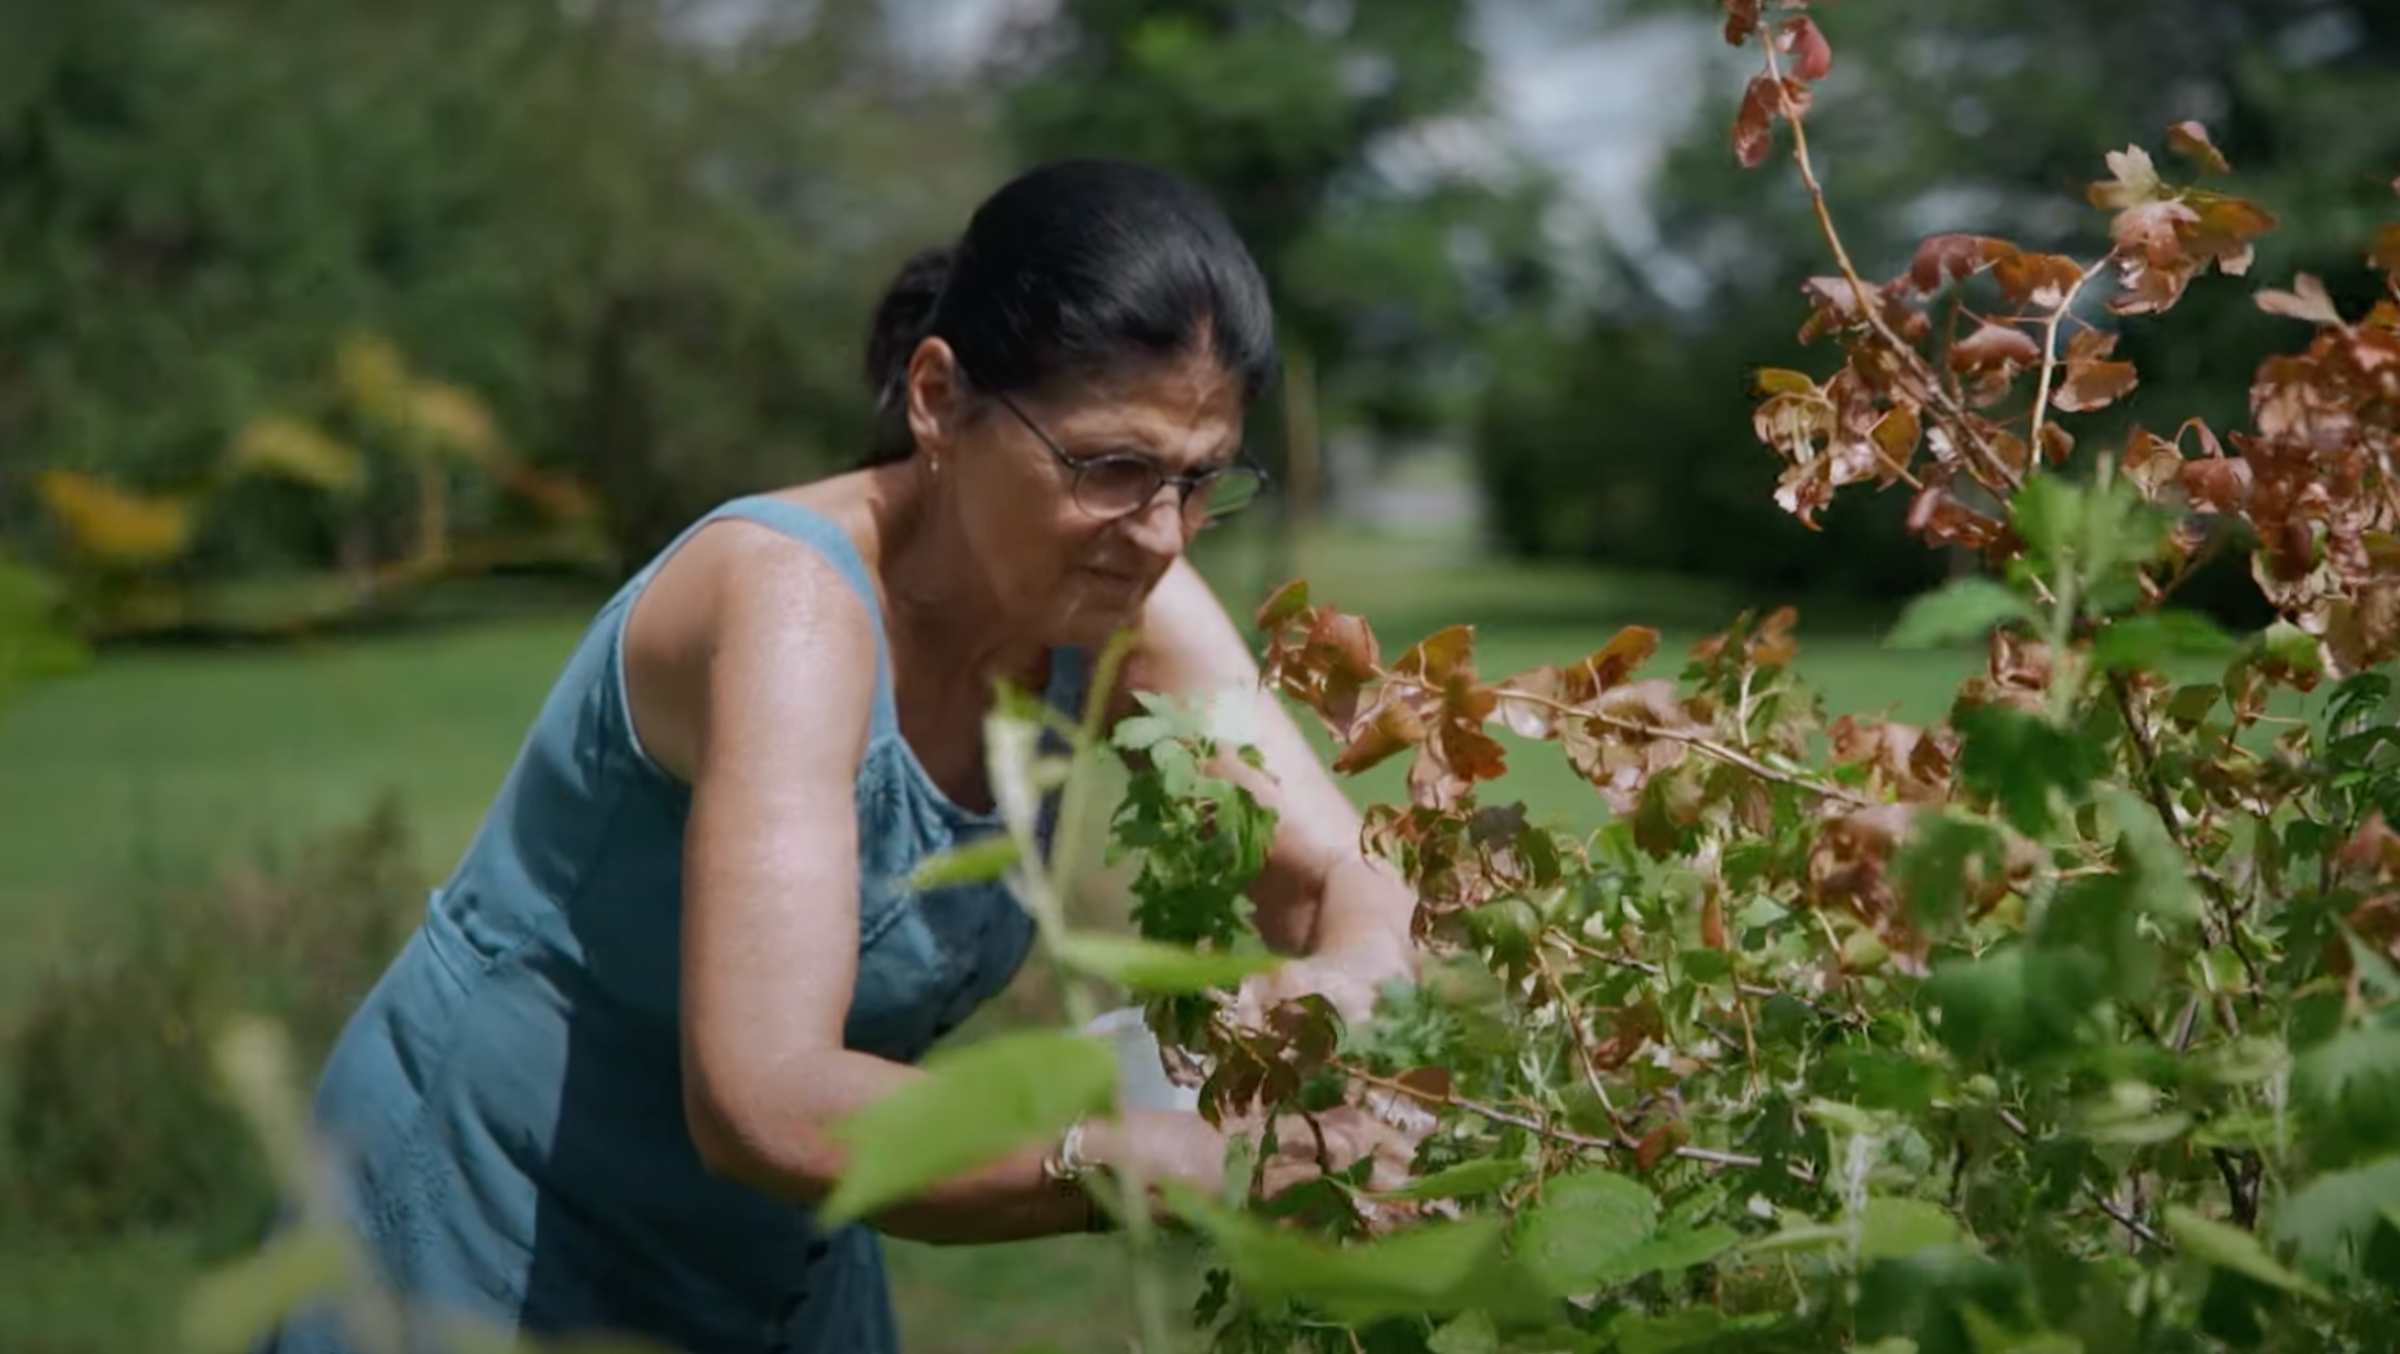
[{"xmin": 682, "ymin": 1072, "xmax": 842, "ymax": 1205}]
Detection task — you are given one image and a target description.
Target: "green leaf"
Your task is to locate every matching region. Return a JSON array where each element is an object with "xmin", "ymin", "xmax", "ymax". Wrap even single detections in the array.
[
  {"xmin": 2164, "ymin": 1205, "xmax": 2329, "ymax": 1301},
  {"xmin": 1607, "ymin": 1308, "xmax": 1791, "ymax": 1354},
  {"xmin": 1953, "ymin": 703, "xmax": 2102, "ymax": 837},
  {"xmin": 1894, "ymin": 810, "xmax": 2014, "ymax": 933},
  {"xmin": 2291, "ymin": 1024, "xmax": 2400, "ymax": 1154},
  {"xmin": 1512, "ymin": 1168, "xmax": 1659, "ymax": 1296},
  {"xmin": 2098, "ymin": 788, "xmax": 2203, "ymax": 926},
  {"xmin": 2090, "ymin": 610, "xmax": 2240, "ymax": 673},
  {"xmin": 1858, "ymin": 1196, "xmax": 1966, "ymax": 1262},
  {"xmin": 1599, "ymin": 1224, "xmax": 1742, "ymax": 1284},
  {"xmin": 1174, "ymin": 1193, "xmax": 1546, "ymax": 1324},
  {"xmin": 819, "ymin": 1030, "xmax": 1116, "ymax": 1228},
  {"xmin": 1426, "ymin": 1311, "xmax": 1499, "ymax": 1354},
  {"xmin": 909, "ymin": 835, "xmax": 1021, "ymax": 890},
  {"xmin": 2273, "ymin": 1156, "xmax": 2400, "ymax": 1281},
  {"xmin": 1888, "ymin": 578, "xmax": 2035, "ymax": 649},
  {"xmin": 1923, "ymin": 945, "xmax": 2100, "ymax": 1066},
  {"xmin": 2259, "ymin": 620, "xmax": 2324, "ymax": 680},
  {"xmin": 1051, "ymin": 933, "xmax": 1281, "ymax": 994},
  {"xmin": 1371, "ymin": 1155, "xmax": 1530, "ymax": 1202},
  {"xmin": 178, "ymin": 1232, "xmax": 352, "ymax": 1354}
]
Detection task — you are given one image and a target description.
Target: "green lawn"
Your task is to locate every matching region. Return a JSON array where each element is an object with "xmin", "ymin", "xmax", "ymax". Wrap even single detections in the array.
[{"xmin": 0, "ymin": 526, "xmax": 1980, "ymax": 1353}]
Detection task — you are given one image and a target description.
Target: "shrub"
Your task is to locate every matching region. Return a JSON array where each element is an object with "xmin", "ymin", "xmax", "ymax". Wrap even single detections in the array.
[
  {"xmin": 178, "ymin": 5, "xmax": 2400, "ymax": 1351},
  {"xmin": 2, "ymin": 797, "xmax": 421, "ymax": 1251}
]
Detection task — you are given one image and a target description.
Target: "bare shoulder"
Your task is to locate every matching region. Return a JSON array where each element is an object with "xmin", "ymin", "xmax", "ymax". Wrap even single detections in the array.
[{"xmin": 621, "ymin": 506, "xmax": 884, "ymax": 786}]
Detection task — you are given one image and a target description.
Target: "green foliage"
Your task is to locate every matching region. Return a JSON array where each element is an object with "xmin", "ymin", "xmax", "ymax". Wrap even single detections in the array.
[
  {"xmin": 1, "ymin": 0, "xmax": 996, "ymax": 592},
  {"xmin": 819, "ymin": 1029, "xmax": 1120, "ymax": 1229},
  {"xmin": 1, "ymin": 797, "xmax": 420, "ymax": 1250},
  {"xmin": 141, "ymin": 6, "xmax": 2400, "ymax": 1349}
]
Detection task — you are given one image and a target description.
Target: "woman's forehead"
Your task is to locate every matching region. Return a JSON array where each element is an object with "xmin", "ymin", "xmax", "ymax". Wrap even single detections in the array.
[{"xmin": 1038, "ymin": 359, "xmax": 1244, "ymax": 454}]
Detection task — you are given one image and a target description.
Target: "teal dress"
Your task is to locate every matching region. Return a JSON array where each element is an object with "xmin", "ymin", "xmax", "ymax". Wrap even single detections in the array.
[{"xmin": 260, "ymin": 496, "xmax": 1083, "ymax": 1354}]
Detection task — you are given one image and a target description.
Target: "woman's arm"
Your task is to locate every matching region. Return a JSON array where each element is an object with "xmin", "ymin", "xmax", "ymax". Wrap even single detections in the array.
[
  {"xmin": 638, "ymin": 527, "xmax": 1224, "ymax": 1243},
  {"xmin": 1117, "ymin": 558, "xmax": 1420, "ymax": 1004}
]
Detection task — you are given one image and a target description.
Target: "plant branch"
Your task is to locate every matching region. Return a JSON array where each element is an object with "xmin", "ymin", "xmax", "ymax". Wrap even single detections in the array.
[
  {"xmin": 1996, "ymin": 1107, "xmax": 2167, "ymax": 1250},
  {"xmin": 1761, "ymin": 38, "xmax": 2019, "ymax": 493},
  {"xmin": 2107, "ymin": 670, "xmax": 2266, "ymax": 1008}
]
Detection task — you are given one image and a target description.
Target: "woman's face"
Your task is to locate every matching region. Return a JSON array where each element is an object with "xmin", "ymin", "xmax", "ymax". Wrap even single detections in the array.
[{"xmin": 909, "ymin": 344, "xmax": 1249, "ymax": 648}]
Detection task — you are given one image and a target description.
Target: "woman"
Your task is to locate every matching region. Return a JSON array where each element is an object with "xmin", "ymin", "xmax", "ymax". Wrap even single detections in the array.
[{"xmin": 264, "ymin": 157, "xmax": 1420, "ymax": 1354}]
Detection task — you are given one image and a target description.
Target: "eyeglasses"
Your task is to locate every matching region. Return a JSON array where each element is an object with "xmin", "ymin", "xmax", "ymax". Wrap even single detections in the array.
[{"xmin": 992, "ymin": 391, "xmax": 1268, "ymax": 528}]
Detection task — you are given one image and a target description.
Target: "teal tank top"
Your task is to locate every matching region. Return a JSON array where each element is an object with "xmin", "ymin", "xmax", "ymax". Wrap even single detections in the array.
[{"xmin": 259, "ymin": 495, "xmax": 1087, "ymax": 1354}]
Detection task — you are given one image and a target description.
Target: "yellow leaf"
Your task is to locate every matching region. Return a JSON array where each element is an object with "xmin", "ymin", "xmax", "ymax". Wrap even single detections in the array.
[
  {"xmin": 402, "ymin": 381, "xmax": 501, "ymax": 464},
  {"xmin": 34, "ymin": 470, "xmax": 195, "ymax": 566},
  {"xmin": 334, "ymin": 331, "xmax": 412, "ymax": 424},
  {"xmin": 227, "ymin": 416, "xmax": 367, "ymax": 493}
]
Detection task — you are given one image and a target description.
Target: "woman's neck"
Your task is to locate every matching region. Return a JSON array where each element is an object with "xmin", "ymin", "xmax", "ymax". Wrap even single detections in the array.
[{"xmin": 860, "ymin": 464, "xmax": 1049, "ymax": 696}]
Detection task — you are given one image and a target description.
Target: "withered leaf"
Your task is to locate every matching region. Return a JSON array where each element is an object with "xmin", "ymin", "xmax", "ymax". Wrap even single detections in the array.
[
  {"xmin": 2256, "ymin": 272, "xmax": 2343, "ymax": 326},
  {"xmin": 2370, "ymin": 223, "xmax": 2400, "ymax": 288},
  {"xmin": 2165, "ymin": 120, "xmax": 2231, "ymax": 175},
  {"xmin": 2056, "ymin": 346, "xmax": 2138, "ymax": 414},
  {"xmin": 1563, "ymin": 626, "xmax": 1662, "ymax": 702},
  {"xmin": 1908, "ymin": 233, "xmax": 2008, "ymax": 293},
  {"xmin": 1991, "ymin": 252, "xmax": 2086, "ymax": 310},
  {"xmin": 1777, "ymin": 16, "xmax": 1832, "ymax": 81},
  {"xmin": 2089, "ymin": 145, "xmax": 2166, "ymax": 211},
  {"xmin": 1951, "ymin": 322, "xmax": 2042, "ymax": 372},
  {"xmin": 1732, "ymin": 73, "xmax": 1780, "ymax": 168},
  {"xmin": 1493, "ymin": 666, "xmax": 1561, "ymax": 739},
  {"xmin": 1335, "ymin": 697, "xmax": 1427, "ymax": 775},
  {"xmin": 1721, "ymin": 0, "xmax": 1763, "ymax": 46}
]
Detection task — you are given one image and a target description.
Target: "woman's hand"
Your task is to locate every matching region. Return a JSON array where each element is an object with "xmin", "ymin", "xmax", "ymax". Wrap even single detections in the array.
[
  {"xmin": 1082, "ymin": 1108, "xmax": 1236, "ymax": 1202},
  {"xmin": 1233, "ymin": 933, "xmax": 1418, "ymax": 1030}
]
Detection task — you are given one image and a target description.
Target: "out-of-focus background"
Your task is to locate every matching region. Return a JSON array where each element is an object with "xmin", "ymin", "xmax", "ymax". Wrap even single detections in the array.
[{"xmin": 2, "ymin": 1, "xmax": 2396, "ymax": 1349}]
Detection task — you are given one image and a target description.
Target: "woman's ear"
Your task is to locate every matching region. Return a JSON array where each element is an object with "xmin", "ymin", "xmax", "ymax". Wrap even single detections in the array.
[{"xmin": 904, "ymin": 337, "xmax": 967, "ymax": 460}]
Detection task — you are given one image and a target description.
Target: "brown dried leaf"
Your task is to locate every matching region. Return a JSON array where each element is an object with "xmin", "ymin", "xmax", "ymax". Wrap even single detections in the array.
[
  {"xmin": 1721, "ymin": 0, "xmax": 1764, "ymax": 45},
  {"xmin": 1951, "ymin": 322, "xmax": 2043, "ymax": 372},
  {"xmin": 1908, "ymin": 233, "xmax": 2009, "ymax": 293},
  {"xmin": 1991, "ymin": 252, "xmax": 2086, "ymax": 311},
  {"xmin": 1732, "ymin": 73, "xmax": 1780, "ymax": 168},
  {"xmin": 2056, "ymin": 331, "xmax": 2139, "ymax": 412},
  {"xmin": 1562, "ymin": 626, "xmax": 1663, "ymax": 703},
  {"xmin": 2166, "ymin": 120, "xmax": 2231, "ymax": 174},
  {"xmin": 2088, "ymin": 145, "xmax": 2166, "ymax": 211},
  {"xmin": 1334, "ymin": 698, "xmax": 1426, "ymax": 775},
  {"xmin": 1777, "ymin": 15, "xmax": 1832, "ymax": 81},
  {"xmin": 2370, "ymin": 223, "xmax": 2400, "ymax": 291},
  {"xmin": 2256, "ymin": 272, "xmax": 2343, "ymax": 326},
  {"xmin": 2180, "ymin": 456, "xmax": 2253, "ymax": 515},
  {"xmin": 1493, "ymin": 665, "xmax": 1561, "ymax": 739},
  {"xmin": 2121, "ymin": 427, "xmax": 2184, "ymax": 500}
]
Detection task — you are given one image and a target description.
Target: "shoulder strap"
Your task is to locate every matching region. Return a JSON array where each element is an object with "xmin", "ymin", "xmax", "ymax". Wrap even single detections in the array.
[{"xmin": 708, "ymin": 495, "xmax": 897, "ymax": 733}]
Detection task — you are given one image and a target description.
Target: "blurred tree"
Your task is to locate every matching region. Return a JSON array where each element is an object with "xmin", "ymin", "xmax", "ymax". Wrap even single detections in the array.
[
  {"xmin": 994, "ymin": 0, "xmax": 1570, "ymax": 538},
  {"xmin": 0, "ymin": 0, "xmax": 999, "ymax": 616},
  {"xmin": 1476, "ymin": 0, "xmax": 2400, "ymax": 604}
]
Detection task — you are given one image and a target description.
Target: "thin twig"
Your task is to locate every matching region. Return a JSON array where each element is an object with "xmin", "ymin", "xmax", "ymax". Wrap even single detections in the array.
[
  {"xmin": 1997, "ymin": 1107, "xmax": 2168, "ymax": 1250},
  {"xmin": 1533, "ymin": 946, "xmax": 1626, "ymax": 1130},
  {"xmin": 2026, "ymin": 265, "xmax": 2102, "ymax": 461},
  {"xmin": 1546, "ymin": 933, "xmax": 1855, "ymax": 1025},
  {"xmin": 1336, "ymin": 1062, "xmax": 1815, "ymax": 1183},
  {"xmin": 2108, "ymin": 671, "xmax": 2267, "ymax": 1006},
  {"xmin": 1762, "ymin": 39, "xmax": 2020, "ymax": 493},
  {"xmin": 1391, "ymin": 671, "xmax": 1872, "ymax": 808}
]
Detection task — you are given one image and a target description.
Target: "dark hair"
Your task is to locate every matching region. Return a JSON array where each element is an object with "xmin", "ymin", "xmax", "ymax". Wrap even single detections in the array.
[{"xmin": 861, "ymin": 158, "xmax": 1278, "ymax": 465}]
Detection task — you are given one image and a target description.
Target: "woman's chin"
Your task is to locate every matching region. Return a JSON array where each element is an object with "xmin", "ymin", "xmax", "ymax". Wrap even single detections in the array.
[{"xmin": 1046, "ymin": 575, "xmax": 1152, "ymax": 647}]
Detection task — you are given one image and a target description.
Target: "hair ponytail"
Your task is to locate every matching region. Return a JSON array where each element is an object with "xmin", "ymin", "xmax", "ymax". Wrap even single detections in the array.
[{"xmin": 860, "ymin": 244, "xmax": 955, "ymax": 465}]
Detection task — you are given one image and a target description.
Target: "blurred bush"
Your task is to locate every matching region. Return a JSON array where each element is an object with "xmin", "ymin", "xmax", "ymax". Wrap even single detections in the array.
[{"xmin": 1, "ymin": 797, "xmax": 422, "ymax": 1252}]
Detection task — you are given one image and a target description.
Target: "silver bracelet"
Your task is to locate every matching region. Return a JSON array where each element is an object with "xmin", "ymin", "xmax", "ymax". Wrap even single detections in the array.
[{"xmin": 1042, "ymin": 1118, "xmax": 1094, "ymax": 1184}]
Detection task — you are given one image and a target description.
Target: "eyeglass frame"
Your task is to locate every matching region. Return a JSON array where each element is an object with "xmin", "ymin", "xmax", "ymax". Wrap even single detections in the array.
[{"xmin": 987, "ymin": 388, "xmax": 1271, "ymax": 528}]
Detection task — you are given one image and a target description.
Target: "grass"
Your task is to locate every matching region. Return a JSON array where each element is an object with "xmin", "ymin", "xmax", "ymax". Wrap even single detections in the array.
[{"xmin": 0, "ymin": 523, "xmax": 1982, "ymax": 1352}]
